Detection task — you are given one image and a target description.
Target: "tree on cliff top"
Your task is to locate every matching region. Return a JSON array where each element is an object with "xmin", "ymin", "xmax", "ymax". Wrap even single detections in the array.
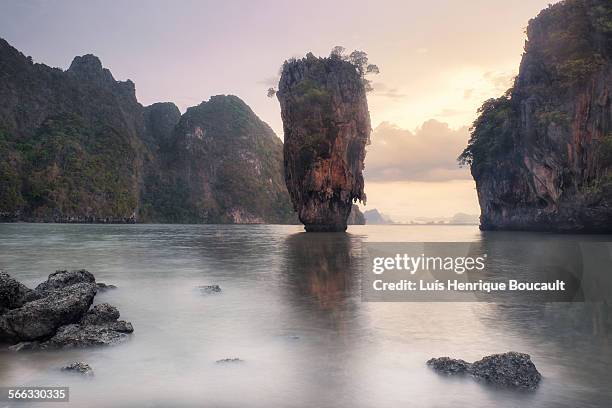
[{"xmin": 267, "ymin": 46, "xmax": 379, "ymax": 97}]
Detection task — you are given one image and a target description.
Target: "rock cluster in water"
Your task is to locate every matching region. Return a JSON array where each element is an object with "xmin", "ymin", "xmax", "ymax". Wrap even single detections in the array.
[
  {"xmin": 62, "ymin": 362, "xmax": 94, "ymax": 376},
  {"xmin": 198, "ymin": 284, "xmax": 222, "ymax": 294},
  {"xmin": 0, "ymin": 270, "xmax": 133, "ymax": 350},
  {"xmin": 460, "ymin": 0, "xmax": 612, "ymax": 232},
  {"xmin": 427, "ymin": 351, "xmax": 542, "ymax": 389},
  {"xmin": 277, "ymin": 53, "xmax": 370, "ymax": 232}
]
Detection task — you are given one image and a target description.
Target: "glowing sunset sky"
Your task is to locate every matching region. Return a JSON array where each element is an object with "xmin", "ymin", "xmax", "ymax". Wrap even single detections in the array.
[{"xmin": 0, "ymin": 0, "xmax": 553, "ymax": 222}]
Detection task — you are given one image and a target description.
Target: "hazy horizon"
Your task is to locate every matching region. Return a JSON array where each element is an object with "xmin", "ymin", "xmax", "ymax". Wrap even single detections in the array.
[{"xmin": 0, "ymin": 0, "xmax": 554, "ymax": 222}]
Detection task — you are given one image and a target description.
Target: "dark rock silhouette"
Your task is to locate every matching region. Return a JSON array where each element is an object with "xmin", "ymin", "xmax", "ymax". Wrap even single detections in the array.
[
  {"xmin": 428, "ymin": 351, "xmax": 542, "ymax": 389},
  {"xmin": 0, "ymin": 271, "xmax": 38, "ymax": 313},
  {"xmin": 0, "ymin": 282, "xmax": 96, "ymax": 342},
  {"xmin": 277, "ymin": 53, "xmax": 370, "ymax": 232},
  {"xmin": 0, "ymin": 270, "xmax": 133, "ymax": 348}
]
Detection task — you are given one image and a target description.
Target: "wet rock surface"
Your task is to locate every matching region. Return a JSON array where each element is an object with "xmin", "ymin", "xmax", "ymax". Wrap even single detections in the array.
[
  {"xmin": 96, "ymin": 282, "xmax": 117, "ymax": 291},
  {"xmin": 426, "ymin": 356, "xmax": 471, "ymax": 374},
  {"xmin": 35, "ymin": 270, "xmax": 95, "ymax": 296},
  {"xmin": 198, "ymin": 284, "xmax": 222, "ymax": 294},
  {"xmin": 216, "ymin": 358, "xmax": 243, "ymax": 364},
  {"xmin": 427, "ymin": 352, "xmax": 542, "ymax": 389},
  {"xmin": 62, "ymin": 362, "xmax": 94, "ymax": 376},
  {"xmin": 0, "ymin": 270, "xmax": 133, "ymax": 349},
  {"xmin": 41, "ymin": 321, "xmax": 133, "ymax": 349},
  {"xmin": 80, "ymin": 303, "xmax": 120, "ymax": 325},
  {"xmin": 0, "ymin": 282, "xmax": 96, "ymax": 342},
  {"xmin": 277, "ymin": 53, "xmax": 370, "ymax": 232},
  {"xmin": 0, "ymin": 271, "xmax": 38, "ymax": 313}
]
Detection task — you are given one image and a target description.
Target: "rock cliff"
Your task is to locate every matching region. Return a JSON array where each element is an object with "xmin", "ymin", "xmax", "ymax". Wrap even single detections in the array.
[
  {"xmin": 0, "ymin": 39, "xmax": 295, "ymax": 224},
  {"xmin": 347, "ymin": 204, "xmax": 365, "ymax": 225},
  {"xmin": 277, "ymin": 53, "xmax": 370, "ymax": 231},
  {"xmin": 145, "ymin": 95, "xmax": 295, "ymax": 223},
  {"xmin": 460, "ymin": 0, "xmax": 612, "ymax": 232}
]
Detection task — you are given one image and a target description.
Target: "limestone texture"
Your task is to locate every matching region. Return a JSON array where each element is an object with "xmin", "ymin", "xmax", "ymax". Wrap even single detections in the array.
[
  {"xmin": 461, "ymin": 0, "xmax": 612, "ymax": 232},
  {"xmin": 277, "ymin": 53, "xmax": 370, "ymax": 231}
]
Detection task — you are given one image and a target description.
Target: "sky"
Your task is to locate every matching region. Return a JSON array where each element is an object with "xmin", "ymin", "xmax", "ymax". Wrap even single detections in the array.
[{"xmin": 0, "ymin": 0, "xmax": 553, "ymax": 222}]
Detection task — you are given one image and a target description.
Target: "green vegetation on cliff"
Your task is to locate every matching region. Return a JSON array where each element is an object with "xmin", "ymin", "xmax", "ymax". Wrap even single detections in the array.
[
  {"xmin": 143, "ymin": 95, "xmax": 295, "ymax": 224},
  {"xmin": 0, "ymin": 39, "xmax": 295, "ymax": 224},
  {"xmin": 459, "ymin": 0, "xmax": 612, "ymax": 232}
]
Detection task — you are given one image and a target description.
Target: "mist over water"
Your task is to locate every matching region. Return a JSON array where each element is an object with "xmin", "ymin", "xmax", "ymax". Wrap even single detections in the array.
[{"xmin": 0, "ymin": 224, "xmax": 610, "ymax": 407}]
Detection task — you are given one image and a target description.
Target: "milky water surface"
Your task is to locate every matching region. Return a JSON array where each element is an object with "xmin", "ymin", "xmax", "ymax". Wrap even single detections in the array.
[{"xmin": 0, "ymin": 224, "xmax": 611, "ymax": 407}]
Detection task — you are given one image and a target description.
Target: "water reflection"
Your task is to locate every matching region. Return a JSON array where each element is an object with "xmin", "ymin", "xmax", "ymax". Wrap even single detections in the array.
[
  {"xmin": 0, "ymin": 224, "xmax": 611, "ymax": 407},
  {"xmin": 283, "ymin": 232, "xmax": 361, "ymax": 310}
]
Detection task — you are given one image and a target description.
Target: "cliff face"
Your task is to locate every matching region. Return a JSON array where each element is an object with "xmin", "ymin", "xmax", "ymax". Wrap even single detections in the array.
[
  {"xmin": 277, "ymin": 53, "xmax": 370, "ymax": 231},
  {"xmin": 144, "ymin": 95, "xmax": 295, "ymax": 223},
  {"xmin": 347, "ymin": 204, "xmax": 365, "ymax": 225},
  {"xmin": 461, "ymin": 0, "xmax": 612, "ymax": 232},
  {"xmin": 0, "ymin": 41, "xmax": 145, "ymax": 222},
  {"xmin": 0, "ymin": 39, "xmax": 295, "ymax": 224}
]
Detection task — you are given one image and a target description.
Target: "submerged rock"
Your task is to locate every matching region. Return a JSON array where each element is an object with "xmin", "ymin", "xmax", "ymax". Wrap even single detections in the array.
[
  {"xmin": 96, "ymin": 282, "xmax": 117, "ymax": 291},
  {"xmin": 62, "ymin": 362, "xmax": 94, "ymax": 376},
  {"xmin": 426, "ymin": 357, "xmax": 471, "ymax": 374},
  {"xmin": 277, "ymin": 52, "xmax": 370, "ymax": 232},
  {"xmin": 41, "ymin": 321, "xmax": 133, "ymax": 349},
  {"xmin": 216, "ymin": 358, "xmax": 243, "ymax": 364},
  {"xmin": 0, "ymin": 282, "xmax": 96, "ymax": 342},
  {"xmin": 198, "ymin": 285, "xmax": 222, "ymax": 294},
  {"xmin": 470, "ymin": 352, "xmax": 542, "ymax": 389},
  {"xmin": 7, "ymin": 341, "xmax": 39, "ymax": 351},
  {"xmin": 427, "ymin": 352, "xmax": 542, "ymax": 389}
]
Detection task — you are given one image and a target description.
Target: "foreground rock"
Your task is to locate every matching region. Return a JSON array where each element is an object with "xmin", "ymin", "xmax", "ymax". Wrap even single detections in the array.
[
  {"xmin": 80, "ymin": 303, "xmax": 120, "ymax": 325},
  {"xmin": 427, "ymin": 352, "xmax": 542, "ymax": 389},
  {"xmin": 460, "ymin": 0, "xmax": 612, "ymax": 232},
  {"xmin": 35, "ymin": 270, "xmax": 95, "ymax": 296},
  {"xmin": 0, "ymin": 272, "xmax": 38, "ymax": 313},
  {"xmin": 40, "ymin": 320, "xmax": 133, "ymax": 349},
  {"xmin": 0, "ymin": 282, "xmax": 96, "ymax": 342},
  {"xmin": 0, "ymin": 270, "xmax": 133, "ymax": 349},
  {"xmin": 426, "ymin": 356, "xmax": 471, "ymax": 374},
  {"xmin": 277, "ymin": 52, "xmax": 370, "ymax": 232},
  {"xmin": 62, "ymin": 362, "xmax": 94, "ymax": 376}
]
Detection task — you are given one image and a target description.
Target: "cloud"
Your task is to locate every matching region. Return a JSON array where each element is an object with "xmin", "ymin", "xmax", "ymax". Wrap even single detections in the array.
[
  {"xmin": 483, "ymin": 70, "xmax": 515, "ymax": 93},
  {"xmin": 435, "ymin": 108, "xmax": 471, "ymax": 118},
  {"xmin": 364, "ymin": 120, "xmax": 471, "ymax": 182},
  {"xmin": 371, "ymin": 82, "xmax": 408, "ymax": 100}
]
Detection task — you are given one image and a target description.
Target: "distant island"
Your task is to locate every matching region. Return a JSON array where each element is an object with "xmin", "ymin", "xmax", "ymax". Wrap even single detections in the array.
[
  {"xmin": 409, "ymin": 213, "xmax": 479, "ymax": 225},
  {"xmin": 364, "ymin": 209, "xmax": 394, "ymax": 224}
]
